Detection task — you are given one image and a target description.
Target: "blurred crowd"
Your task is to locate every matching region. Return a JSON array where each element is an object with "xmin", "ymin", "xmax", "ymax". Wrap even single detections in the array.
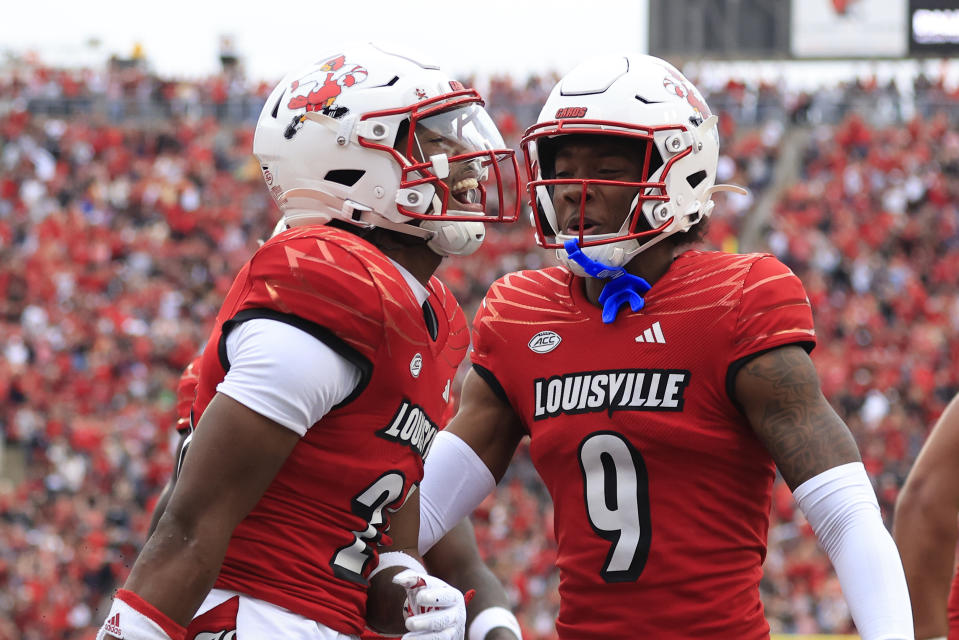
[
  {"xmin": 759, "ymin": 108, "xmax": 959, "ymax": 634},
  {"xmin": 0, "ymin": 56, "xmax": 958, "ymax": 639}
]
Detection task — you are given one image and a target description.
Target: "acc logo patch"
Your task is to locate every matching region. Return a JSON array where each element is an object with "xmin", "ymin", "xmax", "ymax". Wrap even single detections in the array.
[
  {"xmin": 410, "ymin": 353, "xmax": 423, "ymax": 378},
  {"xmin": 528, "ymin": 330, "xmax": 562, "ymax": 354}
]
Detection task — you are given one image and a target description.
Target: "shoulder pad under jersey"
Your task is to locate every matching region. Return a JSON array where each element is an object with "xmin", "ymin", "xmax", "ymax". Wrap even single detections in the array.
[{"xmin": 243, "ymin": 227, "xmax": 418, "ymax": 361}]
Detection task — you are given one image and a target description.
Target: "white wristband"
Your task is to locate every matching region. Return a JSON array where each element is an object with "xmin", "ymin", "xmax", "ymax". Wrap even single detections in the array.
[
  {"xmin": 96, "ymin": 590, "xmax": 184, "ymax": 640},
  {"xmin": 369, "ymin": 551, "xmax": 427, "ymax": 580},
  {"xmin": 468, "ymin": 606, "xmax": 522, "ymax": 640}
]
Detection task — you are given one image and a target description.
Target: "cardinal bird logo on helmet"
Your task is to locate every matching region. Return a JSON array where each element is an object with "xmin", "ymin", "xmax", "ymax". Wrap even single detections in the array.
[
  {"xmin": 286, "ymin": 54, "xmax": 369, "ymax": 119},
  {"xmin": 662, "ymin": 69, "xmax": 711, "ymax": 120}
]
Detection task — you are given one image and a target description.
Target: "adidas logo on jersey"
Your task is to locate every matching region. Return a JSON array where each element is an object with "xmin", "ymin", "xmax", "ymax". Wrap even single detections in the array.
[
  {"xmin": 635, "ymin": 321, "xmax": 666, "ymax": 344},
  {"xmin": 104, "ymin": 613, "xmax": 121, "ymax": 636},
  {"xmin": 377, "ymin": 400, "xmax": 439, "ymax": 458}
]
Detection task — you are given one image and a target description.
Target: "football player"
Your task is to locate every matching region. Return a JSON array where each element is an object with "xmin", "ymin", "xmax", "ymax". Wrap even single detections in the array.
[
  {"xmin": 150, "ymin": 351, "xmax": 521, "ymax": 640},
  {"xmin": 895, "ymin": 391, "xmax": 959, "ymax": 640},
  {"xmin": 97, "ymin": 42, "xmax": 520, "ymax": 640},
  {"xmin": 413, "ymin": 54, "xmax": 914, "ymax": 639}
]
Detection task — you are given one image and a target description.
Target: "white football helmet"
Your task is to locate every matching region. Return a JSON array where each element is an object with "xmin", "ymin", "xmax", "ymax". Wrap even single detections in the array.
[
  {"xmin": 254, "ymin": 42, "xmax": 521, "ymax": 256},
  {"xmin": 521, "ymin": 54, "xmax": 746, "ymax": 275}
]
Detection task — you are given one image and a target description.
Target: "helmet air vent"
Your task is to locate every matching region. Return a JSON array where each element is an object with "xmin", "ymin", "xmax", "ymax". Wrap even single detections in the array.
[
  {"xmin": 372, "ymin": 76, "xmax": 400, "ymax": 88},
  {"xmin": 686, "ymin": 170, "xmax": 707, "ymax": 189},
  {"xmin": 271, "ymin": 92, "xmax": 285, "ymax": 119}
]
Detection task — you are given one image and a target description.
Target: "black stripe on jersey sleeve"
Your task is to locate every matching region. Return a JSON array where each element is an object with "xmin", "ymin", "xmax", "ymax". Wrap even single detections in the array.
[
  {"xmin": 219, "ymin": 307, "xmax": 373, "ymax": 409},
  {"xmin": 725, "ymin": 341, "xmax": 816, "ymax": 417},
  {"xmin": 472, "ymin": 363, "xmax": 511, "ymax": 406}
]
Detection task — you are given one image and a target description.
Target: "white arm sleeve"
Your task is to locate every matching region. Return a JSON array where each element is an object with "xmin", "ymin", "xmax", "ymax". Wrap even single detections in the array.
[
  {"xmin": 217, "ymin": 318, "xmax": 362, "ymax": 436},
  {"xmin": 419, "ymin": 431, "xmax": 496, "ymax": 555},
  {"xmin": 792, "ymin": 462, "xmax": 914, "ymax": 640}
]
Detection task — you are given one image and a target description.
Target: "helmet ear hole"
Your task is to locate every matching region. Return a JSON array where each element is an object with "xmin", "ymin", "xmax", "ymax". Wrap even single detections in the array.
[{"xmin": 324, "ymin": 170, "xmax": 365, "ymax": 186}]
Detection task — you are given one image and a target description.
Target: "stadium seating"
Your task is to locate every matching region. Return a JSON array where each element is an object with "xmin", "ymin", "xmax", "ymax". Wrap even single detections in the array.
[{"xmin": 1, "ymin": 58, "xmax": 957, "ymax": 639}]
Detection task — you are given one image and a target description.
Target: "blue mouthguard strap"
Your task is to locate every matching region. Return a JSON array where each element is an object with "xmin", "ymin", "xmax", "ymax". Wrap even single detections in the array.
[{"xmin": 564, "ymin": 239, "xmax": 651, "ymax": 324}]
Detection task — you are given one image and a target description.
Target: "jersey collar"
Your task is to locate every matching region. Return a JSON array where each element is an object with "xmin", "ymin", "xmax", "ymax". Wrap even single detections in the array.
[{"xmin": 389, "ymin": 258, "xmax": 430, "ymax": 306}]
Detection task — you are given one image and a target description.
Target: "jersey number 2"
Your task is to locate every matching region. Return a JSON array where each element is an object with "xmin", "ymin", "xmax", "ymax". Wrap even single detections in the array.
[
  {"xmin": 578, "ymin": 431, "xmax": 652, "ymax": 582},
  {"xmin": 330, "ymin": 471, "xmax": 406, "ymax": 585}
]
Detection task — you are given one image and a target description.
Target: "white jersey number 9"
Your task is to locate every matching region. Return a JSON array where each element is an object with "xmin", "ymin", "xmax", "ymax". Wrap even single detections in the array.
[{"xmin": 578, "ymin": 431, "xmax": 652, "ymax": 582}]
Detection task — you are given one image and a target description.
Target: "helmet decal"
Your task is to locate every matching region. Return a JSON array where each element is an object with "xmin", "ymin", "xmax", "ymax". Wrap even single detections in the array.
[
  {"xmin": 262, "ymin": 165, "xmax": 283, "ymax": 200},
  {"xmin": 662, "ymin": 67, "xmax": 711, "ymax": 120},
  {"xmin": 286, "ymin": 54, "xmax": 369, "ymax": 118},
  {"xmin": 555, "ymin": 107, "xmax": 588, "ymax": 118}
]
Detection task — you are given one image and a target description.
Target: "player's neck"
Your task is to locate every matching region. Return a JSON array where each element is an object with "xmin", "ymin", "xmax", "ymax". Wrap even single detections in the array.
[
  {"xmin": 581, "ymin": 242, "xmax": 674, "ymax": 307},
  {"xmin": 381, "ymin": 245, "xmax": 443, "ymax": 288}
]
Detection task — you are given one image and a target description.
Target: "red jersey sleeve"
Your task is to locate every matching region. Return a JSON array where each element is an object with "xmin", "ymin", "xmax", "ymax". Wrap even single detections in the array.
[
  {"xmin": 429, "ymin": 277, "xmax": 470, "ymax": 425},
  {"xmin": 469, "ymin": 276, "xmax": 515, "ymax": 405},
  {"xmin": 470, "ymin": 293, "xmax": 497, "ymax": 370},
  {"xmin": 731, "ymin": 255, "xmax": 816, "ymax": 364},
  {"xmin": 948, "ymin": 564, "xmax": 959, "ymax": 637},
  {"xmin": 175, "ymin": 356, "xmax": 202, "ymax": 434},
  {"xmin": 238, "ymin": 233, "xmax": 390, "ymax": 364}
]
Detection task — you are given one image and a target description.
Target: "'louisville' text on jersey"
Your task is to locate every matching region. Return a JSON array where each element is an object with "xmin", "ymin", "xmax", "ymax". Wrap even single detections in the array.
[
  {"xmin": 376, "ymin": 400, "xmax": 439, "ymax": 458},
  {"xmin": 533, "ymin": 368, "xmax": 691, "ymax": 420}
]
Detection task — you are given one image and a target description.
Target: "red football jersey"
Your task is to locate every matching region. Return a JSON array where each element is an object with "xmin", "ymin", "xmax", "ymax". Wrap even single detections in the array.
[
  {"xmin": 470, "ymin": 251, "xmax": 816, "ymax": 638},
  {"xmin": 950, "ymin": 563, "xmax": 959, "ymax": 640},
  {"xmin": 192, "ymin": 225, "xmax": 468, "ymax": 635},
  {"xmin": 175, "ymin": 356, "xmax": 202, "ymax": 434}
]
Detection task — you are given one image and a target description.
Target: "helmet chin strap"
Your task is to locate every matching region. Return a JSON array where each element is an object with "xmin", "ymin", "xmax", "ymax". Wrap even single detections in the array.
[
  {"xmin": 355, "ymin": 210, "xmax": 435, "ymax": 240},
  {"xmin": 564, "ymin": 239, "xmax": 651, "ymax": 324},
  {"xmin": 355, "ymin": 204, "xmax": 486, "ymax": 257}
]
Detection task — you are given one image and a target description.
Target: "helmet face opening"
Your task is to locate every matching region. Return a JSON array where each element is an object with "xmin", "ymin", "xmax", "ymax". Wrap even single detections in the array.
[
  {"xmin": 521, "ymin": 123, "xmax": 684, "ymax": 250},
  {"xmin": 360, "ymin": 90, "xmax": 521, "ymax": 224}
]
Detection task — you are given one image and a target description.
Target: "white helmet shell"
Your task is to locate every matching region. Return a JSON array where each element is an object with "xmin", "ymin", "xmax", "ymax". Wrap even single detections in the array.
[
  {"xmin": 520, "ymin": 54, "xmax": 746, "ymax": 275},
  {"xmin": 254, "ymin": 42, "xmax": 520, "ymax": 256}
]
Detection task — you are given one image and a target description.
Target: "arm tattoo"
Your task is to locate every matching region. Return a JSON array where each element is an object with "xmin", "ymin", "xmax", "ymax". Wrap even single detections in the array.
[{"xmin": 740, "ymin": 346, "xmax": 860, "ymax": 489}]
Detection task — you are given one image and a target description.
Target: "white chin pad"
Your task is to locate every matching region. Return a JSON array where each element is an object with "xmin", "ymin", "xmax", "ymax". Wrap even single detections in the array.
[
  {"xmin": 556, "ymin": 237, "xmax": 635, "ymax": 276},
  {"xmin": 423, "ymin": 219, "xmax": 486, "ymax": 256}
]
